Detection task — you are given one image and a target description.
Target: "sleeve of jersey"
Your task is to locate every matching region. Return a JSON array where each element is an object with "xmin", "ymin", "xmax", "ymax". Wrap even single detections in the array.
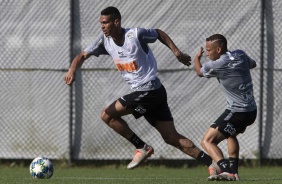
[
  {"xmin": 238, "ymin": 50, "xmax": 256, "ymax": 69},
  {"xmin": 137, "ymin": 28, "xmax": 158, "ymax": 44},
  {"xmin": 84, "ymin": 34, "xmax": 109, "ymax": 57},
  {"xmin": 200, "ymin": 61, "xmax": 218, "ymax": 78},
  {"xmin": 247, "ymin": 56, "xmax": 256, "ymax": 69}
]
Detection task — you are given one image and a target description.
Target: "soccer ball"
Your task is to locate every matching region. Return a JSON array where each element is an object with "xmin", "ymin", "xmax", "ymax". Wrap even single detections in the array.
[{"xmin": 29, "ymin": 157, "xmax": 54, "ymax": 179}]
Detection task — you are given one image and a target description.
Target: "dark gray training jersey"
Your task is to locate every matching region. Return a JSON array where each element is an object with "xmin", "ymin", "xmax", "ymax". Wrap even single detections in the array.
[{"xmin": 200, "ymin": 50, "xmax": 257, "ymax": 112}]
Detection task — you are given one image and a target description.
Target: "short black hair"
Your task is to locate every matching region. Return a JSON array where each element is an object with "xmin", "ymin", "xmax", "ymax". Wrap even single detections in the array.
[
  {"xmin": 101, "ymin": 6, "xmax": 121, "ymax": 20},
  {"xmin": 206, "ymin": 34, "xmax": 227, "ymax": 49}
]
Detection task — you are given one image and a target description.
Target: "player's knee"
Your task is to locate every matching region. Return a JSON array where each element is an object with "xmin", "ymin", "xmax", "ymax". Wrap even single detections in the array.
[
  {"xmin": 100, "ymin": 109, "xmax": 111, "ymax": 124},
  {"xmin": 201, "ymin": 138, "xmax": 208, "ymax": 149},
  {"xmin": 179, "ymin": 138, "xmax": 195, "ymax": 149}
]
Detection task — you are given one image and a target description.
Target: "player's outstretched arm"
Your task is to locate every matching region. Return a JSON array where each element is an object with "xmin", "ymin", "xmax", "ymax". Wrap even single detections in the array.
[
  {"xmin": 194, "ymin": 46, "xmax": 204, "ymax": 77},
  {"xmin": 64, "ymin": 51, "xmax": 90, "ymax": 85},
  {"xmin": 155, "ymin": 29, "xmax": 191, "ymax": 67}
]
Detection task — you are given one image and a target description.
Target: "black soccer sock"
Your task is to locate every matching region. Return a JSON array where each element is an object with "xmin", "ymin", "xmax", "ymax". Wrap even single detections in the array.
[
  {"xmin": 196, "ymin": 151, "xmax": 213, "ymax": 166},
  {"xmin": 229, "ymin": 157, "xmax": 239, "ymax": 174},
  {"xmin": 129, "ymin": 133, "xmax": 145, "ymax": 149},
  {"xmin": 217, "ymin": 159, "xmax": 232, "ymax": 173}
]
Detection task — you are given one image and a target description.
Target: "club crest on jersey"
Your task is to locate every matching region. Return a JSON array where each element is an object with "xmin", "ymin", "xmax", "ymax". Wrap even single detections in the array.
[
  {"xmin": 135, "ymin": 105, "xmax": 146, "ymax": 114},
  {"xmin": 127, "ymin": 32, "xmax": 135, "ymax": 39}
]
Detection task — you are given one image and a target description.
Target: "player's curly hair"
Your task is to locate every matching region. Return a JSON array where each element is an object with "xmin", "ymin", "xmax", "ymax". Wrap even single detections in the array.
[
  {"xmin": 101, "ymin": 6, "xmax": 121, "ymax": 21},
  {"xmin": 206, "ymin": 34, "xmax": 227, "ymax": 50}
]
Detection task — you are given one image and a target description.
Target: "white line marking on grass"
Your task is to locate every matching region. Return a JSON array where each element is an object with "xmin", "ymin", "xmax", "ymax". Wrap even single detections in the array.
[{"xmin": 52, "ymin": 177, "xmax": 186, "ymax": 180}]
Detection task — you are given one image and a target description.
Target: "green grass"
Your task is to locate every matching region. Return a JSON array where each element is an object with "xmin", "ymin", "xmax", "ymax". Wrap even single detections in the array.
[{"xmin": 1, "ymin": 165, "xmax": 282, "ymax": 184}]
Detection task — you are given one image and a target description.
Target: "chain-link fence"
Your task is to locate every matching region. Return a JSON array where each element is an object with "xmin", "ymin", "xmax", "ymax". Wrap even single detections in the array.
[{"xmin": 0, "ymin": 0, "xmax": 281, "ymax": 163}]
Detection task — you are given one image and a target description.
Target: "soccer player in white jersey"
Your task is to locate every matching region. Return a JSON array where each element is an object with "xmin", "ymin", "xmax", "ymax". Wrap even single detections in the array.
[
  {"xmin": 64, "ymin": 6, "xmax": 220, "ymax": 175},
  {"xmin": 194, "ymin": 34, "xmax": 257, "ymax": 181}
]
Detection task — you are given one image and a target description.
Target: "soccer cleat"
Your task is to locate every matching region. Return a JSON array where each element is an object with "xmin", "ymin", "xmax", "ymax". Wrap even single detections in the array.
[
  {"xmin": 127, "ymin": 144, "xmax": 154, "ymax": 169},
  {"xmin": 207, "ymin": 161, "xmax": 222, "ymax": 181},
  {"xmin": 218, "ymin": 172, "xmax": 236, "ymax": 181},
  {"xmin": 208, "ymin": 161, "xmax": 222, "ymax": 175},
  {"xmin": 207, "ymin": 175, "xmax": 219, "ymax": 181},
  {"xmin": 234, "ymin": 173, "xmax": 240, "ymax": 181}
]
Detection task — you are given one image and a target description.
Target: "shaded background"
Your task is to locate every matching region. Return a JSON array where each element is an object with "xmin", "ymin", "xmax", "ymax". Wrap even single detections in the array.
[{"xmin": 0, "ymin": 0, "xmax": 281, "ymax": 163}]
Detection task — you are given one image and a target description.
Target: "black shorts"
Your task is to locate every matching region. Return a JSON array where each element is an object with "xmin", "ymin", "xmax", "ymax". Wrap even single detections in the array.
[
  {"xmin": 210, "ymin": 109, "xmax": 257, "ymax": 138},
  {"xmin": 118, "ymin": 85, "xmax": 173, "ymax": 126}
]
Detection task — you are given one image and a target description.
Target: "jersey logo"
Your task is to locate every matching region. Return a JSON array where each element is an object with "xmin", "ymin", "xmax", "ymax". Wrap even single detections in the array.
[
  {"xmin": 118, "ymin": 51, "xmax": 127, "ymax": 58},
  {"xmin": 115, "ymin": 61, "xmax": 138, "ymax": 72},
  {"xmin": 239, "ymin": 82, "xmax": 253, "ymax": 90},
  {"xmin": 228, "ymin": 60, "xmax": 243, "ymax": 68}
]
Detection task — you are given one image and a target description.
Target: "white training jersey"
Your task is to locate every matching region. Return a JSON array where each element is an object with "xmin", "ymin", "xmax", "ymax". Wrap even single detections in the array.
[{"xmin": 84, "ymin": 28, "xmax": 161, "ymax": 91}]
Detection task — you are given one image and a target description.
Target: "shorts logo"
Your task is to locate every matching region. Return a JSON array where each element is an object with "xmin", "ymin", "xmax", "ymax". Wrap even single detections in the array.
[
  {"xmin": 120, "ymin": 96, "xmax": 126, "ymax": 101},
  {"xmin": 135, "ymin": 105, "xmax": 146, "ymax": 114},
  {"xmin": 224, "ymin": 124, "xmax": 236, "ymax": 135}
]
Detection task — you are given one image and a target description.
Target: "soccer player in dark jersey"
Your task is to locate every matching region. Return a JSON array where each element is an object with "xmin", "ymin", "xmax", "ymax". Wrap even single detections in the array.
[
  {"xmin": 194, "ymin": 34, "xmax": 257, "ymax": 181},
  {"xmin": 64, "ymin": 6, "xmax": 220, "ymax": 176}
]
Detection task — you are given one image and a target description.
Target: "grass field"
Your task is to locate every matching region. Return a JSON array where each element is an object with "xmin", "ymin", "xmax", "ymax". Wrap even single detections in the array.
[{"xmin": 1, "ymin": 165, "xmax": 282, "ymax": 184}]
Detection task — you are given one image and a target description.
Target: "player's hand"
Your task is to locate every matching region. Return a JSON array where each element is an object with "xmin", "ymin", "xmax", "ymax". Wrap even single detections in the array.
[
  {"xmin": 177, "ymin": 52, "xmax": 191, "ymax": 67},
  {"xmin": 64, "ymin": 70, "xmax": 75, "ymax": 85},
  {"xmin": 196, "ymin": 47, "xmax": 204, "ymax": 58}
]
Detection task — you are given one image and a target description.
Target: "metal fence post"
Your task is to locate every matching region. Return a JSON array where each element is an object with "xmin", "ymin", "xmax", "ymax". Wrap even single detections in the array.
[{"xmin": 259, "ymin": 0, "xmax": 265, "ymax": 166}]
